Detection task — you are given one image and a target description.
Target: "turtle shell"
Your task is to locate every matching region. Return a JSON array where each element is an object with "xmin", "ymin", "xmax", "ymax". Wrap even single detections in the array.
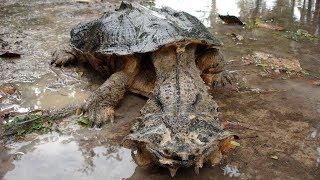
[{"xmin": 70, "ymin": 2, "xmax": 222, "ymax": 55}]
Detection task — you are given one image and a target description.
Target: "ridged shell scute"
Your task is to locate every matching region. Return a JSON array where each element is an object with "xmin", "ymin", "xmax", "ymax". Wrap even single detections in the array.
[{"xmin": 70, "ymin": 2, "xmax": 222, "ymax": 55}]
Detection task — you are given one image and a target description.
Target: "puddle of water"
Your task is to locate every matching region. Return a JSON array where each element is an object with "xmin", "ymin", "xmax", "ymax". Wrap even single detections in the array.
[
  {"xmin": 17, "ymin": 75, "xmax": 89, "ymax": 110},
  {"xmin": 0, "ymin": 72, "xmax": 90, "ymax": 113},
  {"xmin": 2, "ymin": 132, "xmax": 137, "ymax": 180}
]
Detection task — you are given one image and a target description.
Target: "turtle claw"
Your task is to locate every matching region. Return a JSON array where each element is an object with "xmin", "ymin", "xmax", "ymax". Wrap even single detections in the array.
[
  {"xmin": 51, "ymin": 49, "xmax": 76, "ymax": 67},
  {"xmin": 87, "ymin": 106, "xmax": 115, "ymax": 128},
  {"xmin": 210, "ymin": 70, "xmax": 237, "ymax": 89},
  {"xmin": 168, "ymin": 167, "xmax": 179, "ymax": 177},
  {"xmin": 212, "ymin": 71, "xmax": 233, "ymax": 87},
  {"xmin": 194, "ymin": 166, "xmax": 200, "ymax": 175},
  {"xmin": 131, "ymin": 149, "xmax": 152, "ymax": 167},
  {"xmin": 194, "ymin": 157, "xmax": 204, "ymax": 175}
]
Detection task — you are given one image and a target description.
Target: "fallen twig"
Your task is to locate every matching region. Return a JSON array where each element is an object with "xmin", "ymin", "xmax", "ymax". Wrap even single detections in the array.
[
  {"xmin": 223, "ymin": 121, "xmax": 264, "ymax": 132},
  {"xmin": 0, "ymin": 49, "xmax": 22, "ymax": 58}
]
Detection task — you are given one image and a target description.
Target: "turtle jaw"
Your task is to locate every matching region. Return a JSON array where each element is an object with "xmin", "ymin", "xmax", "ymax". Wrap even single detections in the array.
[{"xmin": 130, "ymin": 137, "xmax": 224, "ymax": 177}]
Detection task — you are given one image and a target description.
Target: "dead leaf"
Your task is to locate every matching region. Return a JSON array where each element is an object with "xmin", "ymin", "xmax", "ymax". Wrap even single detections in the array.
[
  {"xmin": 219, "ymin": 137, "xmax": 240, "ymax": 154},
  {"xmin": 0, "ymin": 49, "xmax": 22, "ymax": 58},
  {"xmin": 219, "ymin": 15, "xmax": 245, "ymax": 26}
]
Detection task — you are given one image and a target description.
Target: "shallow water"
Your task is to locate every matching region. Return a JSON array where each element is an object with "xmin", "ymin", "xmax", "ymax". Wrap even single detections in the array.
[
  {"xmin": 4, "ymin": 133, "xmax": 136, "ymax": 180},
  {"xmin": 1, "ymin": 0, "xmax": 320, "ymax": 179}
]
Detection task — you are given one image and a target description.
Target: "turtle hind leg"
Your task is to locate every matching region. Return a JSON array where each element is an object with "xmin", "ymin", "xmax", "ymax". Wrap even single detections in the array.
[
  {"xmin": 51, "ymin": 45, "xmax": 77, "ymax": 67},
  {"xmin": 201, "ymin": 71, "xmax": 235, "ymax": 88},
  {"xmin": 196, "ymin": 48, "xmax": 235, "ymax": 89}
]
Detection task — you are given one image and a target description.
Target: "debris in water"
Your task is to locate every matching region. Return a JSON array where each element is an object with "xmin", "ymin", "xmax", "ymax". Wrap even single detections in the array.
[
  {"xmin": 218, "ymin": 15, "xmax": 245, "ymax": 26},
  {"xmin": 257, "ymin": 22, "xmax": 284, "ymax": 31},
  {"xmin": 223, "ymin": 165, "xmax": 242, "ymax": 177},
  {"xmin": 0, "ymin": 49, "xmax": 22, "ymax": 58},
  {"xmin": 3, "ymin": 113, "xmax": 53, "ymax": 137},
  {"xmin": 283, "ymin": 29, "xmax": 319, "ymax": 41},
  {"xmin": 231, "ymin": 33, "xmax": 244, "ymax": 41},
  {"xmin": 242, "ymin": 52, "xmax": 302, "ymax": 76}
]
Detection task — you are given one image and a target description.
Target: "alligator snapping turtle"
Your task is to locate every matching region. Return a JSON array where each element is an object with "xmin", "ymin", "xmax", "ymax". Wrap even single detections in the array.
[{"xmin": 51, "ymin": 2, "xmax": 235, "ymax": 176}]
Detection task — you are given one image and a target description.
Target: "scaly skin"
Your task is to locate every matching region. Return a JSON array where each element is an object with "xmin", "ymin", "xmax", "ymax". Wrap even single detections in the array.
[
  {"xmin": 48, "ymin": 42, "xmax": 233, "ymax": 176},
  {"xmin": 125, "ymin": 44, "xmax": 233, "ymax": 175}
]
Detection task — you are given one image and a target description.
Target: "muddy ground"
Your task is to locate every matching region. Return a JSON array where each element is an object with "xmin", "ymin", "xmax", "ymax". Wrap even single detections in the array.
[{"xmin": 0, "ymin": 0, "xmax": 320, "ymax": 179}]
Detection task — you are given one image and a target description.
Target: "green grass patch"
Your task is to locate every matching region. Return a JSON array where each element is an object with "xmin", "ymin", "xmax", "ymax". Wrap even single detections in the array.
[
  {"xmin": 282, "ymin": 29, "xmax": 319, "ymax": 42},
  {"xmin": 301, "ymin": 70, "xmax": 310, "ymax": 76},
  {"xmin": 77, "ymin": 116, "xmax": 92, "ymax": 127},
  {"xmin": 244, "ymin": 20, "xmax": 259, "ymax": 30},
  {"xmin": 4, "ymin": 114, "xmax": 53, "ymax": 136}
]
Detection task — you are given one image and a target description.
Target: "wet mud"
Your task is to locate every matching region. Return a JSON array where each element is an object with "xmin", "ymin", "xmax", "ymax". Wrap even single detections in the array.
[{"xmin": 1, "ymin": 0, "xmax": 320, "ymax": 179}]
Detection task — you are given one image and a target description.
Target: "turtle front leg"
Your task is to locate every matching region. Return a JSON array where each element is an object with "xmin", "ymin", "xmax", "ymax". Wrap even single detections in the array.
[
  {"xmin": 83, "ymin": 71, "xmax": 128, "ymax": 127},
  {"xmin": 83, "ymin": 55, "xmax": 140, "ymax": 127},
  {"xmin": 197, "ymin": 48, "xmax": 234, "ymax": 88}
]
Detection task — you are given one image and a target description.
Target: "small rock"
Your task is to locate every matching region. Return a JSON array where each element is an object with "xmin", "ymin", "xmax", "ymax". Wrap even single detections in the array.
[
  {"xmin": 24, "ymin": 133, "xmax": 38, "ymax": 141},
  {"xmin": 310, "ymin": 130, "xmax": 317, "ymax": 139},
  {"xmin": 223, "ymin": 165, "xmax": 242, "ymax": 177},
  {"xmin": 270, "ymin": 155, "xmax": 279, "ymax": 160},
  {"xmin": 232, "ymin": 33, "xmax": 244, "ymax": 41},
  {"xmin": 251, "ymin": 88, "xmax": 262, "ymax": 93},
  {"xmin": 312, "ymin": 80, "xmax": 320, "ymax": 86},
  {"xmin": 0, "ymin": 84, "xmax": 16, "ymax": 95}
]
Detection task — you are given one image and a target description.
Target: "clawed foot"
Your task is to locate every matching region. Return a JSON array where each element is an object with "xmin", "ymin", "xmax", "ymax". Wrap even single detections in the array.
[
  {"xmin": 51, "ymin": 49, "xmax": 76, "ymax": 67},
  {"xmin": 211, "ymin": 71, "xmax": 237, "ymax": 88},
  {"xmin": 86, "ymin": 106, "xmax": 115, "ymax": 128}
]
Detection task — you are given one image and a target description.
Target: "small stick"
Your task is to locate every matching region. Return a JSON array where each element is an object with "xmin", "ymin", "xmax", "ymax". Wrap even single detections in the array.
[{"xmin": 223, "ymin": 121, "xmax": 264, "ymax": 132}]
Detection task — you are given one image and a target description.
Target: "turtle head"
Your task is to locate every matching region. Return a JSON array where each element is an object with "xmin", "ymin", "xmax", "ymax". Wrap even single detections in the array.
[{"xmin": 124, "ymin": 112, "xmax": 235, "ymax": 176}]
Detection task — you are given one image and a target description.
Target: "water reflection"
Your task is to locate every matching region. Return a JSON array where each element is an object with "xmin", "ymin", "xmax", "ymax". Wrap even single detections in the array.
[
  {"xmin": 0, "ymin": 71, "xmax": 90, "ymax": 113},
  {"xmin": 150, "ymin": 0, "xmax": 320, "ymax": 35},
  {"xmin": 3, "ymin": 133, "xmax": 137, "ymax": 180}
]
